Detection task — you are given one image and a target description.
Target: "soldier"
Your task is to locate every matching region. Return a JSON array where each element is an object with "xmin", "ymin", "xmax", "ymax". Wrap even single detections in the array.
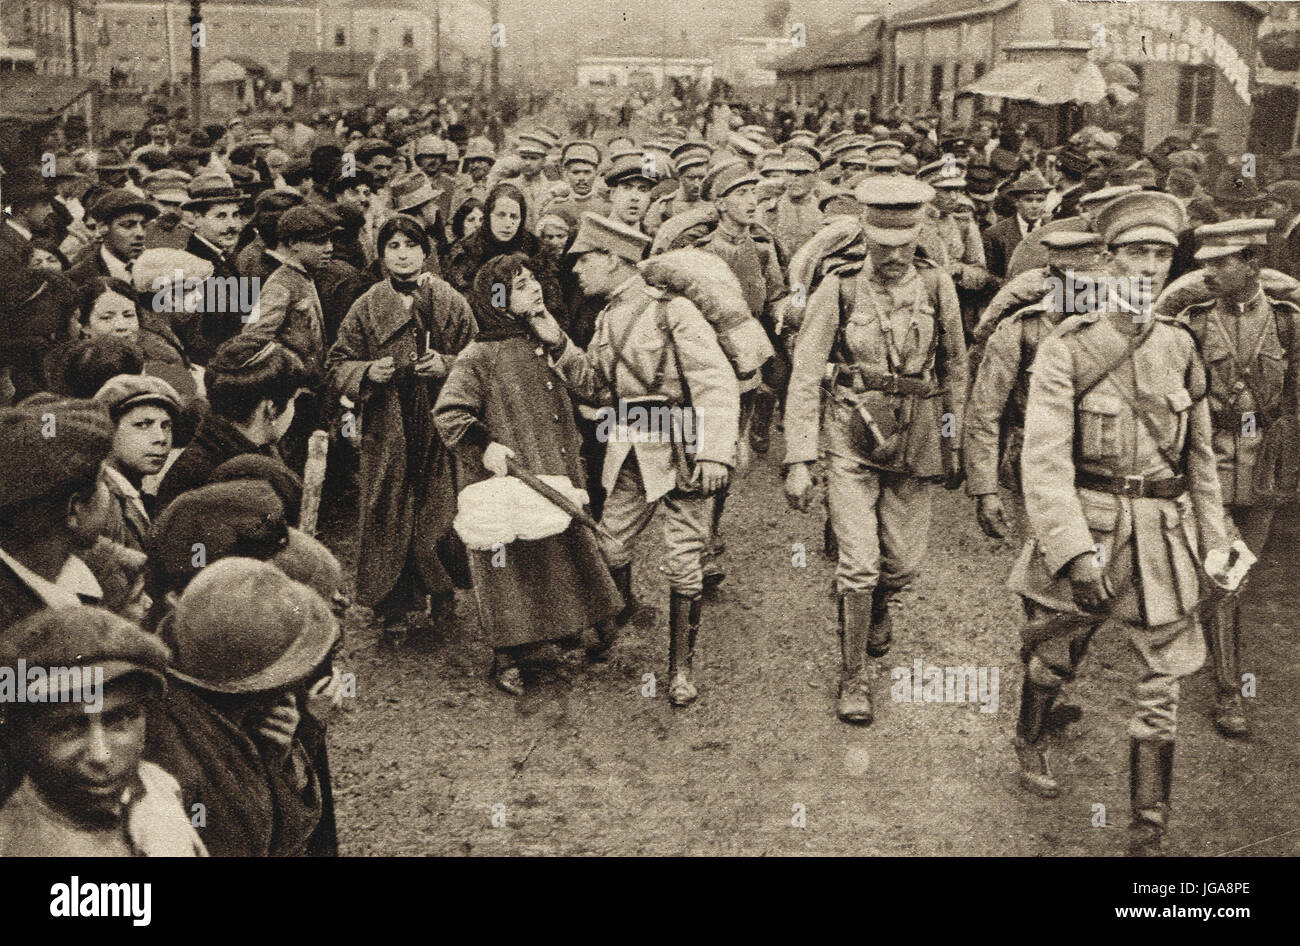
[
  {"xmin": 761, "ymin": 145, "xmax": 825, "ymax": 259},
  {"xmin": 1007, "ymin": 189, "xmax": 1236, "ymax": 856},
  {"xmin": 918, "ymin": 157, "xmax": 991, "ymax": 336},
  {"xmin": 1169, "ymin": 218, "xmax": 1300, "ymax": 737},
  {"xmin": 965, "ymin": 230, "xmax": 1108, "ymax": 542},
  {"xmin": 603, "ymin": 154, "xmax": 659, "ymax": 233},
  {"xmin": 539, "ymin": 140, "xmax": 611, "ymax": 227},
  {"xmin": 528, "ymin": 213, "xmax": 741, "ymax": 707},
  {"xmin": 643, "ymin": 143, "xmax": 711, "ymax": 238},
  {"xmin": 784, "ymin": 178, "xmax": 968, "ymax": 725}
]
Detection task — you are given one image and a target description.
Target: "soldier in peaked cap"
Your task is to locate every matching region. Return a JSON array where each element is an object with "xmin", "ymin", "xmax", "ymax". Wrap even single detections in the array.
[
  {"xmin": 603, "ymin": 153, "xmax": 660, "ymax": 232},
  {"xmin": 526, "ymin": 213, "xmax": 741, "ymax": 708},
  {"xmin": 540, "ymin": 140, "xmax": 611, "ymax": 227},
  {"xmin": 1164, "ymin": 217, "xmax": 1300, "ymax": 739},
  {"xmin": 918, "ymin": 156, "xmax": 990, "ymax": 335},
  {"xmin": 784, "ymin": 176, "xmax": 968, "ymax": 726},
  {"xmin": 643, "ymin": 144, "xmax": 712, "ymax": 238},
  {"xmin": 760, "ymin": 145, "xmax": 825, "ymax": 260},
  {"xmin": 1007, "ymin": 188, "xmax": 1237, "ymax": 856}
]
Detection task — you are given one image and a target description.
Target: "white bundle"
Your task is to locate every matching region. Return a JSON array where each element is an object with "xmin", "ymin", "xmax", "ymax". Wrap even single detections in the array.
[{"xmin": 453, "ymin": 475, "xmax": 590, "ymax": 551}]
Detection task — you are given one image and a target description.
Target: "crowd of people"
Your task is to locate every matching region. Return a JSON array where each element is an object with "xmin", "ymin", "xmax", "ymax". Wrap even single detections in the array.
[{"xmin": 0, "ymin": 90, "xmax": 1297, "ymax": 858}]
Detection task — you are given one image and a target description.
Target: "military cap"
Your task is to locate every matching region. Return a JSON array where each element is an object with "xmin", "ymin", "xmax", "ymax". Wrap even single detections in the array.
[
  {"xmin": 604, "ymin": 152, "xmax": 659, "ymax": 188},
  {"xmin": 1193, "ymin": 218, "xmax": 1275, "ymax": 260},
  {"xmin": 854, "ymin": 177, "xmax": 936, "ymax": 246},
  {"xmin": 702, "ymin": 161, "xmax": 759, "ymax": 200},
  {"xmin": 869, "ymin": 125, "xmax": 892, "ymax": 139},
  {"xmin": 1093, "ymin": 189, "xmax": 1186, "ymax": 247},
  {"xmin": 757, "ymin": 149, "xmax": 786, "ymax": 176},
  {"xmin": 939, "ymin": 136, "xmax": 971, "ymax": 154},
  {"xmin": 659, "ymin": 126, "xmax": 688, "ymax": 141},
  {"xmin": 727, "ymin": 132, "xmax": 764, "ymax": 158},
  {"xmin": 670, "ymin": 141, "xmax": 712, "ymax": 163},
  {"xmin": 867, "ymin": 155, "xmax": 900, "ymax": 173},
  {"xmin": 89, "ymin": 187, "xmax": 160, "ymax": 224},
  {"xmin": 820, "ymin": 130, "xmax": 851, "ymax": 151},
  {"xmin": 819, "ymin": 189, "xmax": 858, "ymax": 214},
  {"xmin": 94, "ymin": 373, "xmax": 182, "ymax": 422},
  {"xmin": 1006, "ymin": 168, "xmax": 1051, "ymax": 195},
  {"xmin": 278, "ymin": 204, "xmax": 340, "ymax": 244},
  {"xmin": 562, "ymin": 140, "xmax": 602, "ymax": 168},
  {"xmin": 918, "ymin": 157, "xmax": 967, "ymax": 189},
  {"xmin": 535, "ymin": 126, "xmax": 563, "ymax": 147},
  {"xmin": 866, "ymin": 139, "xmax": 905, "ymax": 159},
  {"xmin": 516, "ymin": 133, "xmax": 552, "ymax": 157},
  {"xmin": 1078, "ymin": 183, "xmax": 1142, "ymax": 217},
  {"xmin": 673, "ymin": 147, "xmax": 712, "ymax": 173},
  {"xmin": 1040, "ymin": 230, "xmax": 1102, "ymax": 251},
  {"xmin": 788, "ymin": 130, "xmax": 818, "ymax": 146},
  {"xmin": 567, "ymin": 212, "xmax": 650, "ymax": 263},
  {"xmin": 1121, "ymin": 159, "xmax": 1158, "ymax": 188},
  {"xmin": 782, "ymin": 146, "xmax": 820, "ymax": 173}
]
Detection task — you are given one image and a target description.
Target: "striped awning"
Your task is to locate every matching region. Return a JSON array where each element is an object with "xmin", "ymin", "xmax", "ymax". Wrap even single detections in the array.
[{"xmin": 962, "ymin": 59, "xmax": 1108, "ymax": 105}]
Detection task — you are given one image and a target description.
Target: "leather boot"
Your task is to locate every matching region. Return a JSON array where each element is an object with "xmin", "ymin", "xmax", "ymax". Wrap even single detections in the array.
[
  {"xmin": 868, "ymin": 585, "xmax": 893, "ymax": 657},
  {"xmin": 748, "ymin": 386, "xmax": 777, "ymax": 454},
  {"xmin": 836, "ymin": 592, "xmax": 874, "ymax": 724},
  {"xmin": 586, "ymin": 618, "xmax": 618, "ymax": 662},
  {"xmin": 667, "ymin": 591, "xmax": 700, "ymax": 706},
  {"xmin": 703, "ymin": 491, "xmax": 727, "ymax": 590},
  {"xmin": 611, "ymin": 564, "xmax": 657, "ymax": 627},
  {"xmin": 1206, "ymin": 606, "xmax": 1249, "ymax": 738},
  {"xmin": 1014, "ymin": 677, "xmax": 1061, "ymax": 798},
  {"xmin": 1128, "ymin": 739, "xmax": 1174, "ymax": 857}
]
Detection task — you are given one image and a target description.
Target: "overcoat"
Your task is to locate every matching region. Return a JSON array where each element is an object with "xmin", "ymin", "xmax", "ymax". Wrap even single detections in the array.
[{"xmin": 326, "ymin": 277, "xmax": 477, "ymax": 607}]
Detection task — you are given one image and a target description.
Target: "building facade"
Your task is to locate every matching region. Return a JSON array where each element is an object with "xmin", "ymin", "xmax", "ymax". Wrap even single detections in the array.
[{"xmin": 576, "ymin": 56, "xmax": 714, "ymax": 92}]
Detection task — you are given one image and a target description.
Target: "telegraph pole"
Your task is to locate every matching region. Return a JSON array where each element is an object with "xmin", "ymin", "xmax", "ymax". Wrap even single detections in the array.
[
  {"xmin": 190, "ymin": 0, "xmax": 202, "ymax": 126},
  {"xmin": 434, "ymin": 0, "xmax": 442, "ymax": 96},
  {"xmin": 66, "ymin": 0, "xmax": 79, "ymax": 76},
  {"xmin": 489, "ymin": 0, "xmax": 500, "ymax": 96}
]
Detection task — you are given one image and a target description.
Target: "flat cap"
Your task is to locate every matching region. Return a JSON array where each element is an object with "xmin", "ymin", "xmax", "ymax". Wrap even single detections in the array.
[
  {"xmin": 1093, "ymin": 189, "xmax": 1186, "ymax": 247},
  {"xmin": 1005, "ymin": 169, "xmax": 1051, "ymax": 194},
  {"xmin": 93, "ymin": 373, "xmax": 182, "ymax": 421},
  {"xmin": 567, "ymin": 212, "xmax": 650, "ymax": 263},
  {"xmin": 278, "ymin": 204, "xmax": 339, "ymax": 243},
  {"xmin": 1193, "ymin": 217, "xmax": 1275, "ymax": 260},
  {"xmin": 854, "ymin": 177, "xmax": 936, "ymax": 246},
  {"xmin": 132, "ymin": 247, "xmax": 214, "ymax": 294},
  {"xmin": 89, "ymin": 188, "xmax": 160, "ymax": 223},
  {"xmin": 0, "ymin": 398, "xmax": 113, "ymax": 509},
  {"xmin": 1078, "ymin": 183, "xmax": 1143, "ymax": 216}
]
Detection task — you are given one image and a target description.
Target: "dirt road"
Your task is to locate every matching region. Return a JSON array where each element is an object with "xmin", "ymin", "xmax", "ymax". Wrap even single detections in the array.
[{"xmin": 322, "ymin": 435, "xmax": 1300, "ymax": 856}]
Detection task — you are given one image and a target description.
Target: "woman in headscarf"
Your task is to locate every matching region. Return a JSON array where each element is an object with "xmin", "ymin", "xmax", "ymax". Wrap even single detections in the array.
[
  {"xmin": 326, "ymin": 214, "xmax": 478, "ymax": 639},
  {"xmin": 445, "ymin": 183, "xmax": 539, "ymax": 294},
  {"xmin": 434, "ymin": 252, "xmax": 622, "ymax": 696}
]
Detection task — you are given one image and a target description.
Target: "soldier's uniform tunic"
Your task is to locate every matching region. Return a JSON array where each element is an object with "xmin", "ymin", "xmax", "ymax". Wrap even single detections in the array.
[
  {"xmin": 1008, "ymin": 312, "xmax": 1230, "ymax": 740},
  {"xmin": 643, "ymin": 187, "xmax": 704, "ymax": 238}
]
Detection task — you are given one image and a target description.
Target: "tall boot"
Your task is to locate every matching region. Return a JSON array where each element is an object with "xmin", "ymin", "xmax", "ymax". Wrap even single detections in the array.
[
  {"xmin": 837, "ymin": 592, "xmax": 874, "ymax": 724},
  {"xmin": 1128, "ymin": 739, "xmax": 1175, "ymax": 857},
  {"xmin": 1206, "ymin": 606, "xmax": 1249, "ymax": 737},
  {"xmin": 610, "ymin": 564, "xmax": 657, "ymax": 628},
  {"xmin": 1014, "ymin": 677, "xmax": 1061, "ymax": 798},
  {"xmin": 667, "ymin": 591, "xmax": 701, "ymax": 706},
  {"xmin": 703, "ymin": 490, "xmax": 727, "ymax": 590},
  {"xmin": 868, "ymin": 585, "xmax": 893, "ymax": 657},
  {"xmin": 748, "ymin": 386, "xmax": 777, "ymax": 454}
]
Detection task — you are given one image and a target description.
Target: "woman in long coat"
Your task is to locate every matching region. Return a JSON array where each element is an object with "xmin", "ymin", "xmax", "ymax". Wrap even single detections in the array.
[
  {"xmin": 326, "ymin": 215, "xmax": 477, "ymax": 637},
  {"xmin": 433, "ymin": 253, "xmax": 623, "ymax": 696}
]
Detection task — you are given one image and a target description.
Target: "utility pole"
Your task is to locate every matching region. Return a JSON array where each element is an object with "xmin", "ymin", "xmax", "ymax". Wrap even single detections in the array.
[
  {"xmin": 434, "ymin": 0, "xmax": 442, "ymax": 97},
  {"xmin": 489, "ymin": 0, "xmax": 500, "ymax": 97},
  {"xmin": 66, "ymin": 0, "xmax": 79, "ymax": 76},
  {"xmin": 190, "ymin": 0, "xmax": 202, "ymax": 126}
]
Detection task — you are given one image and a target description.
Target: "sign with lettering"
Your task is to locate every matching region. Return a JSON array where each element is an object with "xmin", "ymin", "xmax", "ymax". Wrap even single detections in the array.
[{"xmin": 1087, "ymin": 4, "xmax": 1251, "ymax": 104}]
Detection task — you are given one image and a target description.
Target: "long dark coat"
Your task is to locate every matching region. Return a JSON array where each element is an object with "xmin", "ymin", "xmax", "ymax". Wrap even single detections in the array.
[
  {"xmin": 326, "ymin": 277, "xmax": 477, "ymax": 608},
  {"xmin": 433, "ymin": 334, "xmax": 622, "ymax": 648}
]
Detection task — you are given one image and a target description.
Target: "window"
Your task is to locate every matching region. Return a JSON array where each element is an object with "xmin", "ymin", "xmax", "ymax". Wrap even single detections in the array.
[
  {"xmin": 897, "ymin": 64, "xmax": 906, "ymax": 103},
  {"xmin": 334, "ymin": 27, "xmax": 346, "ymax": 47},
  {"xmin": 1176, "ymin": 64, "xmax": 1214, "ymax": 125},
  {"xmin": 931, "ymin": 62, "xmax": 944, "ymax": 107},
  {"xmin": 402, "ymin": 28, "xmax": 414, "ymax": 48}
]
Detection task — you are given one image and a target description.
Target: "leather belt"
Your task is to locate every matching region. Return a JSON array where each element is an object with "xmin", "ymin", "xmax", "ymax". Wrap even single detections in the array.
[
  {"xmin": 1075, "ymin": 470, "xmax": 1187, "ymax": 499},
  {"xmin": 832, "ymin": 366, "xmax": 934, "ymax": 397}
]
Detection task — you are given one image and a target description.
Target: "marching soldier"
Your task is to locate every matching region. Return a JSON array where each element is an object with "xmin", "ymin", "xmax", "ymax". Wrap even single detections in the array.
[
  {"xmin": 918, "ymin": 157, "xmax": 991, "ymax": 336},
  {"xmin": 1007, "ymin": 190, "xmax": 1235, "ymax": 856},
  {"xmin": 964, "ymin": 231, "xmax": 1107, "ymax": 538},
  {"xmin": 784, "ymin": 178, "xmax": 968, "ymax": 725},
  {"xmin": 529, "ymin": 213, "xmax": 741, "ymax": 707},
  {"xmin": 538, "ymin": 140, "xmax": 611, "ymax": 227},
  {"xmin": 643, "ymin": 143, "xmax": 712, "ymax": 239},
  {"xmin": 1169, "ymin": 218, "xmax": 1300, "ymax": 738},
  {"xmin": 760, "ymin": 144, "xmax": 826, "ymax": 259}
]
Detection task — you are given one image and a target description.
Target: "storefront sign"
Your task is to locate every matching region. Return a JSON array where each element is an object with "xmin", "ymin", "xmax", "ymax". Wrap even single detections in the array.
[{"xmin": 1088, "ymin": 5, "xmax": 1251, "ymax": 104}]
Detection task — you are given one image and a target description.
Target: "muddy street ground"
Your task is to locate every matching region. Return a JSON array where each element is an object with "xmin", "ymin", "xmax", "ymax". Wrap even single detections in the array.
[{"xmin": 322, "ymin": 430, "xmax": 1300, "ymax": 856}]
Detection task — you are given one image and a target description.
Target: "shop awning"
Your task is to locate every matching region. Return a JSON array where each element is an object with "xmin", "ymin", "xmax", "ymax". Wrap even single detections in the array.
[{"xmin": 962, "ymin": 59, "xmax": 1108, "ymax": 105}]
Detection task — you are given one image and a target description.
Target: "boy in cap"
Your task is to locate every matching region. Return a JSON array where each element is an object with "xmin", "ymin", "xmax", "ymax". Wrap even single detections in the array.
[
  {"xmin": 1008, "ymin": 189, "xmax": 1237, "ymax": 856},
  {"xmin": 94, "ymin": 374, "xmax": 183, "ymax": 551},
  {"xmin": 527, "ymin": 213, "xmax": 741, "ymax": 707},
  {"xmin": 0, "ymin": 606, "xmax": 205, "ymax": 856},
  {"xmin": 1165, "ymin": 217, "xmax": 1300, "ymax": 739},
  {"xmin": 784, "ymin": 177, "xmax": 967, "ymax": 726},
  {"xmin": 145, "ymin": 557, "xmax": 339, "ymax": 856}
]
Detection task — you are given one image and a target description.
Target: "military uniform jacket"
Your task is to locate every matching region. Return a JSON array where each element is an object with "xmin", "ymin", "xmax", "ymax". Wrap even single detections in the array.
[
  {"xmin": 1007, "ymin": 312, "xmax": 1230, "ymax": 628},
  {"xmin": 762, "ymin": 192, "xmax": 825, "ymax": 259},
  {"xmin": 963, "ymin": 298, "xmax": 1064, "ymax": 495},
  {"xmin": 695, "ymin": 225, "xmax": 786, "ymax": 327},
  {"xmin": 925, "ymin": 207, "xmax": 991, "ymax": 291},
  {"xmin": 644, "ymin": 188, "xmax": 704, "ymax": 238},
  {"xmin": 784, "ymin": 259, "xmax": 968, "ymax": 478},
  {"xmin": 1177, "ymin": 287, "xmax": 1300, "ymax": 506},
  {"xmin": 551, "ymin": 274, "xmax": 740, "ymax": 503}
]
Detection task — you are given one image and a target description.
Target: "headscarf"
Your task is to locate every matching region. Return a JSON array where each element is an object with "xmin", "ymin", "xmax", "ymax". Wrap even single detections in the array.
[
  {"xmin": 448, "ymin": 183, "xmax": 539, "ymax": 292},
  {"xmin": 470, "ymin": 252, "xmax": 534, "ymax": 343}
]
